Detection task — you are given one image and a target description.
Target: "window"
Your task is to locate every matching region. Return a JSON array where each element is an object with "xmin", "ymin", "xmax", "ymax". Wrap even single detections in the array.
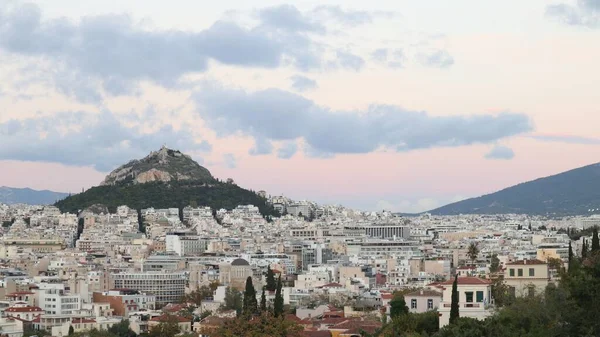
[
  {"xmin": 476, "ymin": 291, "xmax": 484, "ymax": 303},
  {"xmin": 529, "ymin": 268, "xmax": 535, "ymax": 277},
  {"xmin": 528, "ymin": 286, "xmax": 535, "ymax": 297},
  {"xmin": 427, "ymin": 299, "xmax": 433, "ymax": 310},
  {"xmin": 411, "ymin": 299, "xmax": 417, "ymax": 309},
  {"xmin": 518, "ymin": 269, "xmax": 523, "ymax": 277},
  {"xmin": 509, "ymin": 269, "xmax": 515, "ymax": 277},
  {"xmin": 465, "ymin": 291, "xmax": 474, "ymax": 303}
]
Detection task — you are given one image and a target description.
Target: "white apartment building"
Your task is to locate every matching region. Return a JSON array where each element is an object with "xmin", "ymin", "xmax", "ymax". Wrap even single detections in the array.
[
  {"xmin": 37, "ymin": 288, "xmax": 82, "ymax": 315},
  {"xmin": 111, "ymin": 271, "xmax": 188, "ymax": 306}
]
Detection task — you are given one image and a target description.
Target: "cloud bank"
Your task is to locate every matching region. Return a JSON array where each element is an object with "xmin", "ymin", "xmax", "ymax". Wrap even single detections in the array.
[
  {"xmin": 546, "ymin": 0, "xmax": 600, "ymax": 28},
  {"xmin": 193, "ymin": 85, "xmax": 533, "ymax": 157},
  {"xmin": 485, "ymin": 145, "xmax": 515, "ymax": 160}
]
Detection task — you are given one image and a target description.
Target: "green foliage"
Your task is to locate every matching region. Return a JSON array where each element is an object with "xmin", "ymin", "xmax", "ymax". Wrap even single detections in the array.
[
  {"xmin": 69, "ymin": 326, "xmax": 75, "ymax": 336},
  {"xmin": 467, "ymin": 242, "xmax": 479, "ymax": 264},
  {"xmin": 273, "ymin": 275, "xmax": 284, "ymax": 317},
  {"xmin": 243, "ymin": 277, "xmax": 258, "ymax": 316},
  {"xmin": 147, "ymin": 316, "xmax": 181, "ymax": 337},
  {"xmin": 55, "ymin": 180, "xmax": 278, "ymax": 216},
  {"xmin": 489, "ymin": 254, "xmax": 501, "ymax": 273},
  {"xmin": 449, "ymin": 275, "xmax": 459, "ymax": 324},
  {"xmin": 221, "ymin": 286, "xmax": 243, "ymax": 316},
  {"xmin": 260, "ymin": 287, "xmax": 267, "ymax": 312},
  {"xmin": 265, "ymin": 266, "xmax": 277, "ymax": 292},
  {"xmin": 204, "ymin": 312, "xmax": 304, "ymax": 337},
  {"xmin": 389, "ymin": 293, "xmax": 409, "ymax": 318},
  {"xmin": 107, "ymin": 320, "xmax": 136, "ymax": 337},
  {"xmin": 592, "ymin": 227, "xmax": 600, "ymax": 252},
  {"xmin": 24, "ymin": 329, "xmax": 51, "ymax": 337}
]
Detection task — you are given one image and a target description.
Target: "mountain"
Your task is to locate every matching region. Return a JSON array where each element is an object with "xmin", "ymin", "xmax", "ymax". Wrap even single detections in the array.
[
  {"xmin": 428, "ymin": 162, "xmax": 600, "ymax": 216},
  {"xmin": 0, "ymin": 186, "xmax": 69, "ymax": 205},
  {"xmin": 55, "ymin": 147, "xmax": 276, "ymax": 216},
  {"xmin": 101, "ymin": 146, "xmax": 214, "ymax": 186}
]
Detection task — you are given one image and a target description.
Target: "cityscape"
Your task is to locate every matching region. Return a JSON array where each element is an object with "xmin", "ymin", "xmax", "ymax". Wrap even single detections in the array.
[{"xmin": 1, "ymin": 1, "xmax": 600, "ymax": 337}]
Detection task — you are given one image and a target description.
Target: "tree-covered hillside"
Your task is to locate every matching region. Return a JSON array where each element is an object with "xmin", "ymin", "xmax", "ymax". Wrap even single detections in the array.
[
  {"xmin": 429, "ymin": 162, "xmax": 600, "ymax": 216},
  {"xmin": 55, "ymin": 180, "xmax": 277, "ymax": 216}
]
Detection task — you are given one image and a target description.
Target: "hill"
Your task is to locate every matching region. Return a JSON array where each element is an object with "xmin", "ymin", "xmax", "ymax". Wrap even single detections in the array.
[
  {"xmin": 428, "ymin": 162, "xmax": 600, "ymax": 216},
  {"xmin": 55, "ymin": 147, "xmax": 276, "ymax": 216},
  {"xmin": 0, "ymin": 186, "xmax": 69, "ymax": 205}
]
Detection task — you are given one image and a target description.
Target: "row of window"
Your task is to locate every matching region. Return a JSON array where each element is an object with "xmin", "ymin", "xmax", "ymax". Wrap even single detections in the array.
[
  {"xmin": 410, "ymin": 298, "xmax": 435, "ymax": 310},
  {"xmin": 509, "ymin": 268, "xmax": 535, "ymax": 277}
]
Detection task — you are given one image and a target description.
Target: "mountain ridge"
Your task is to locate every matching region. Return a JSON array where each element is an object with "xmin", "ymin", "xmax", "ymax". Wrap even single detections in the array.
[
  {"xmin": 427, "ymin": 162, "xmax": 600, "ymax": 216},
  {"xmin": 0, "ymin": 186, "xmax": 70, "ymax": 205}
]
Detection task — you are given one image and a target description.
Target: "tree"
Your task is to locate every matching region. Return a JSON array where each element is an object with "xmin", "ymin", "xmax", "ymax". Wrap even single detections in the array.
[
  {"xmin": 183, "ymin": 285, "xmax": 213, "ymax": 306},
  {"xmin": 222, "ymin": 287, "xmax": 243, "ymax": 316},
  {"xmin": 260, "ymin": 287, "xmax": 267, "ymax": 312},
  {"xmin": 489, "ymin": 254, "xmax": 500, "ymax": 273},
  {"xmin": 108, "ymin": 320, "xmax": 136, "ymax": 337},
  {"xmin": 147, "ymin": 315, "xmax": 181, "ymax": 337},
  {"xmin": 68, "ymin": 326, "xmax": 75, "ymax": 336},
  {"xmin": 449, "ymin": 275, "xmax": 459, "ymax": 324},
  {"xmin": 582, "ymin": 239, "xmax": 588, "ymax": 259},
  {"xmin": 592, "ymin": 227, "xmax": 600, "ymax": 252},
  {"xmin": 467, "ymin": 242, "xmax": 479, "ymax": 265},
  {"xmin": 389, "ymin": 293, "xmax": 409, "ymax": 318},
  {"xmin": 273, "ymin": 275, "xmax": 284, "ymax": 317},
  {"xmin": 568, "ymin": 241, "xmax": 574, "ymax": 266},
  {"xmin": 265, "ymin": 266, "xmax": 277, "ymax": 292},
  {"xmin": 243, "ymin": 277, "xmax": 258, "ymax": 316},
  {"xmin": 203, "ymin": 312, "xmax": 304, "ymax": 337}
]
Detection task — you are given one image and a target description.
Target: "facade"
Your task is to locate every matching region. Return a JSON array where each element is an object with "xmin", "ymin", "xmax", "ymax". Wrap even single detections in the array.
[
  {"xmin": 438, "ymin": 276, "xmax": 493, "ymax": 328},
  {"xmin": 404, "ymin": 289, "xmax": 442, "ymax": 313},
  {"xmin": 504, "ymin": 259, "xmax": 549, "ymax": 297},
  {"xmin": 219, "ymin": 259, "xmax": 254, "ymax": 291},
  {"xmin": 92, "ymin": 289, "xmax": 156, "ymax": 316},
  {"xmin": 111, "ymin": 271, "xmax": 188, "ymax": 306},
  {"xmin": 37, "ymin": 288, "xmax": 82, "ymax": 315}
]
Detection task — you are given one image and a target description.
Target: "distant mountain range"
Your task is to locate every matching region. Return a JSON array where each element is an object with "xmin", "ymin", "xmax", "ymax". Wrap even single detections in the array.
[
  {"xmin": 55, "ymin": 147, "xmax": 276, "ymax": 216},
  {"xmin": 428, "ymin": 162, "xmax": 600, "ymax": 216},
  {"xmin": 0, "ymin": 186, "xmax": 69, "ymax": 205}
]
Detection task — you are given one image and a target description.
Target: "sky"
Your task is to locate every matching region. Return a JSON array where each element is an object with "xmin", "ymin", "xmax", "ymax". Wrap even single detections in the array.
[{"xmin": 1, "ymin": 0, "xmax": 600, "ymax": 213}]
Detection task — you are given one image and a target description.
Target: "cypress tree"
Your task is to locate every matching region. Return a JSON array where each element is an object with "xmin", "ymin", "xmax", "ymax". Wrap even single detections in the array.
[
  {"xmin": 568, "ymin": 241, "xmax": 573, "ymax": 266},
  {"xmin": 582, "ymin": 239, "xmax": 588, "ymax": 259},
  {"xmin": 592, "ymin": 227, "xmax": 600, "ymax": 252},
  {"xmin": 449, "ymin": 274, "xmax": 459, "ymax": 324},
  {"xmin": 260, "ymin": 287, "xmax": 267, "ymax": 312},
  {"xmin": 242, "ymin": 277, "xmax": 257, "ymax": 316},
  {"xmin": 266, "ymin": 266, "xmax": 277, "ymax": 292},
  {"xmin": 274, "ymin": 275, "xmax": 284, "ymax": 317}
]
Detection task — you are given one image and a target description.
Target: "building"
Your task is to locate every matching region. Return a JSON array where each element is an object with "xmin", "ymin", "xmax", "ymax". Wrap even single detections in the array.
[
  {"xmin": 438, "ymin": 276, "xmax": 493, "ymax": 328},
  {"xmin": 504, "ymin": 259, "xmax": 549, "ymax": 297},
  {"xmin": 111, "ymin": 271, "xmax": 188, "ymax": 307},
  {"xmin": 404, "ymin": 289, "xmax": 442, "ymax": 313},
  {"xmin": 36, "ymin": 288, "xmax": 82, "ymax": 316},
  {"xmin": 219, "ymin": 258, "xmax": 254, "ymax": 291},
  {"xmin": 93, "ymin": 289, "xmax": 156, "ymax": 316},
  {"xmin": 148, "ymin": 314, "xmax": 192, "ymax": 333}
]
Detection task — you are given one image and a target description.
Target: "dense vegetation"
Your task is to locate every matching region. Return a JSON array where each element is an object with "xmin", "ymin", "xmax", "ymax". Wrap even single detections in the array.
[
  {"xmin": 55, "ymin": 180, "xmax": 277, "ymax": 216},
  {"xmin": 429, "ymin": 162, "xmax": 600, "ymax": 216}
]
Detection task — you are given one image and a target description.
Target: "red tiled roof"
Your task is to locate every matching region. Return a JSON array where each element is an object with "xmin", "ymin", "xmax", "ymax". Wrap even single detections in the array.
[
  {"xmin": 5, "ymin": 306, "xmax": 43, "ymax": 313},
  {"xmin": 506, "ymin": 259, "xmax": 546, "ymax": 265},
  {"xmin": 381, "ymin": 293, "xmax": 393, "ymax": 300},
  {"xmin": 440, "ymin": 276, "xmax": 491, "ymax": 285},
  {"xmin": 150, "ymin": 314, "xmax": 191, "ymax": 323}
]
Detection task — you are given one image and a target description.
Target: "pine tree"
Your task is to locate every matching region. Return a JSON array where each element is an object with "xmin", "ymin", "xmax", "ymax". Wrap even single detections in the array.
[
  {"xmin": 592, "ymin": 227, "xmax": 600, "ymax": 252},
  {"xmin": 260, "ymin": 287, "xmax": 267, "ymax": 313},
  {"xmin": 449, "ymin": 274, "xmax": 459, "ymax": 324},
  {"xmin": 274, "ymin": 275, "xmax": 284, "ymax": 317},
  {"xmin": 242, "ymin": 277, "xmax": 258, "ymax": 316},
  {"xmin": 266, "ymin": 266, "xmax": 277, "ymax": 292},
  {"xmin": 582, "ymin": 239, "xmax": 588, "ymax": 259}
]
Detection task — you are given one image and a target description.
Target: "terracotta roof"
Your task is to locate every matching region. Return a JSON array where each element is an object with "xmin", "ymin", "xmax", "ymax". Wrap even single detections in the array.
[
  {"xmin": 5, "ymin": 306, "xmax": 43, "ymax": 312},
  {"xmin": 201, "ymin": 316, "xmax": 228, "ymax": 325},
  {"xmin": 150, "ymin": 314, "xmax": 191, "ymax": 323},
  {"xmin": 381, "ymin": 293, "xmax": 393, "ymax": 300},
  {"xmin": 441, "ymin": 276, "xmax": 491, "ymax": 286},
  {"xmin": 405, "ymin": 290, "xmax": 442, "ymax": 297},
  {"xmin": 506, "ymin": 259, "xmax": 546, "ymax": 265},
  {"xmin": 302, "ymin": 331, "xmax": 332, "ymax": 337}
]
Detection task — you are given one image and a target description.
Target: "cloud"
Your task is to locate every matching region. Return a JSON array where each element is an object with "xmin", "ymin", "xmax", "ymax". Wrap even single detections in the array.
[
  {"xmin": 290, "ymin": 75, "xmax": 318, "ymax": 92},
  {"xmin": 530, "ymin": 134, "xmax": 600, "ymax": 144},
  {"xmin": 485, "ymin": 145, "xmax": 515, "ymax": 160},
  {"xmin": 335, "ymin": 50, "xmax": 366, "ymax": 71},
  {"xmin": 258, "ymin": 5, "xmax": 325, "ymax": 33},
  {"xmin": 418, "ymin": 50, "xmax": 454, "ymax": 68},
  {"xmin": 372, "ymin": 48, "xmax": 405, "ymax": 68},
  {"xmin": 312, "ymin": 6, "xmax": 395, "ymax": 26},
  {"xmin": 277, "ymin": 141, "xmax": 298, "ymax": 159},
  {"xmin": 0, "ymin": 111, "xmax": 206, "ymax": 171},
  {"xmin": 223, "ymin": 153, "xmax": 237, "ymax": 168},
  {"xmin": 193, "ymin": 84, "xmax": 533, "ymax": 156},
  {"xmin": 249, "ymin": 137, "xmax": 273, "ymax": 155},
  {"xmin": 546, "ymin": 0, "xmax": 600, "ymax": 28}
]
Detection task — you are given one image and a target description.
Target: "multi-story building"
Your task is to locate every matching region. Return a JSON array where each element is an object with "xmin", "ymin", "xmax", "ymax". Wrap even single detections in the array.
[
  {"xmin": 110, "ymin": 271, "xmax": 188, "ymax": 307},
  {"xmin": 404, "ymin": 289, "xmax": 442, "ymax": 313},
  {"xmin": 92, "ymin": 289, "xmax": 156, "ymax": 316},
  {"xmin": 504, "ymin": 259, "xmax": 549, "ymax": 297},
  {"xmin": 438, "ymin": 276, "xmax": 493, "ymax": 328},
  {"xmin": 37, "ymin": 288, "xmax": 82, "ymax": 315}
]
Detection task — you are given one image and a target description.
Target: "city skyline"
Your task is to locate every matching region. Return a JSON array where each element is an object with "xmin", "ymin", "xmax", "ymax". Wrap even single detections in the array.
[{"xmin": 1, "ymin": 0, "xmax": 600, "ymax": 212}]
